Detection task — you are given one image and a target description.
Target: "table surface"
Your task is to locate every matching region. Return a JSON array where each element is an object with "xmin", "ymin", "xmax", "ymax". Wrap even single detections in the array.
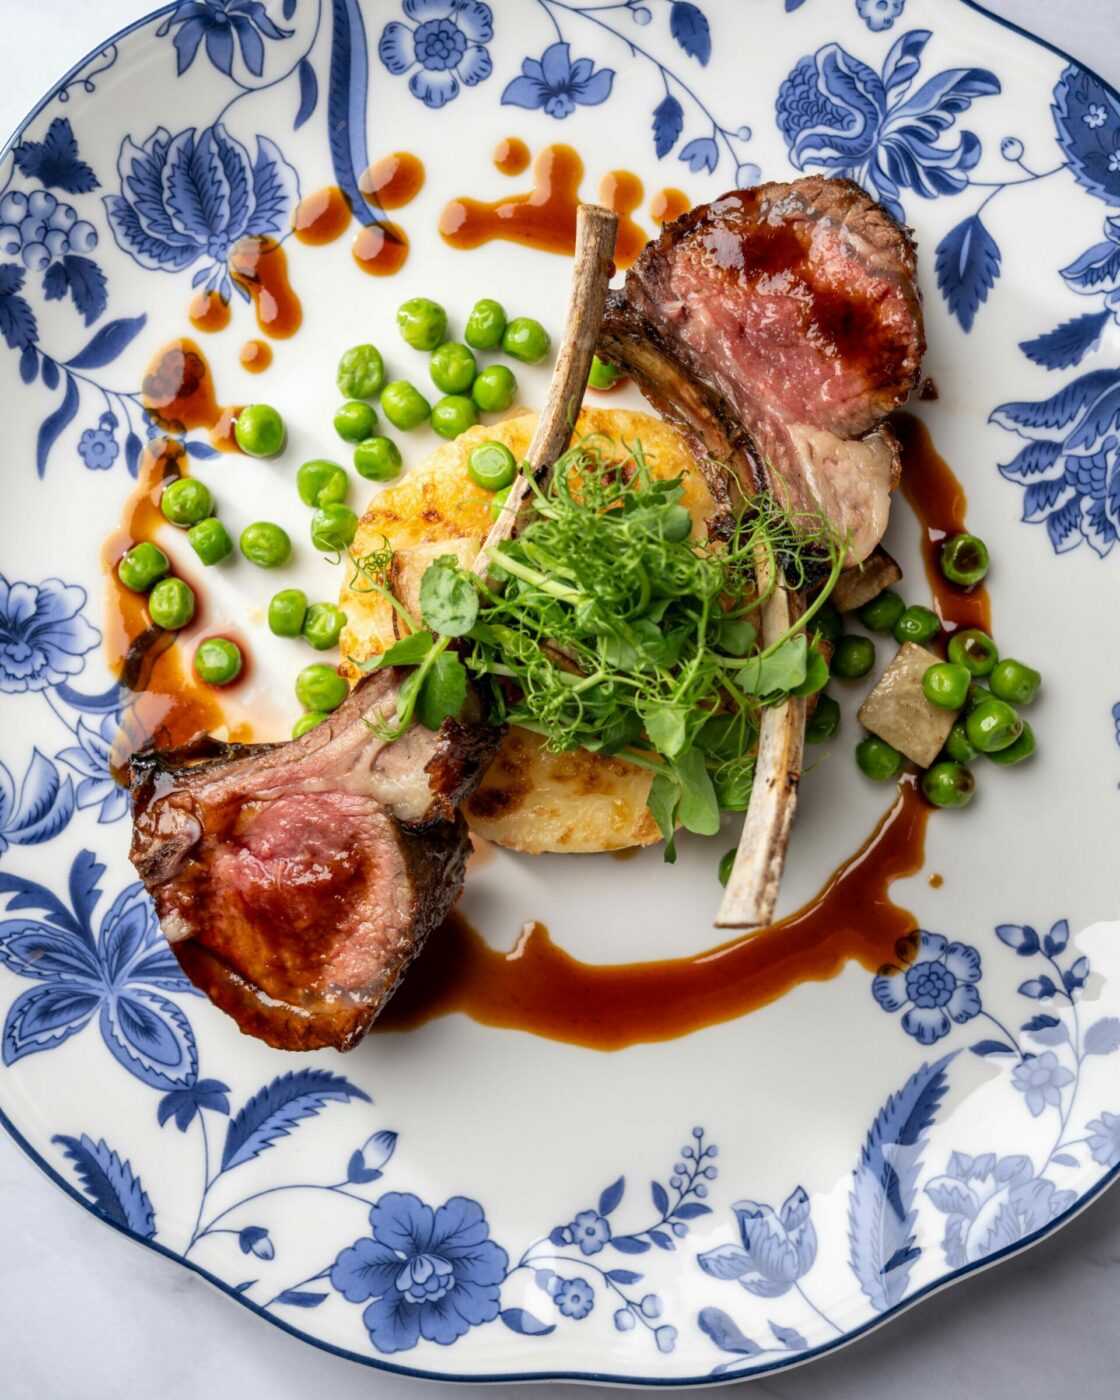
[{"xmin": 3, "ymin": 1, "xmax": 1119, "ymax": 1396}]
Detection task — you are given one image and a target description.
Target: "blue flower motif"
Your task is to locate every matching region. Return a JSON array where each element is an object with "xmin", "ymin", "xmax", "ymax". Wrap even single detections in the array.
[
  {"xmin": 78, "ymin": 426, "xmax": 118, "ymax": 471},
  {"xmin": 555, "ymin": 1276, "xmax": 594, "ymax": 1318},
  {"xmin": 872, "ymin": 931, "xmax": 982, "ymax": 1044},
  {"xmin": 379, "ymin": 0, "xmax": 493, "ymax": 111},
  {"xmin": 102, "ymin": 123, "xmax": 299, "ymax": 294},
  {"xmin": 1011, "ymin": 1051, "xmax": 1074, "ymax": 1117},
  {"xmin": 57, "ymin": 709, "xmax": 129, "ymax": 823},
  {"xmin": 1085, "ymin": 104, "xmax": 1108, "ymax": 130},
  {"xmin": 1087, "ymin": 1111, "xmax": 1120, "ymax": 1167},
  {"xmin": 857, "ymin": 0, "xmax": 906, "ymax": 31},
  {"xmin": 0, "ymin": 851, "xmax": 199, "ymax": 1087},
  {"xmin": 925, "ymin": 1152, "xmax": 1077, "ymax": 1267},
  {"xmin": 775, "ymin": 29, "xmax": 999, "ymax": 221},
  {"xmin": 331, "ymin": 1192, "xmax": 507, "ymax": 1353},
  {"xmin": 1052, "ymin": 66, "xmax": 1120, "ymax": 205},
  {"xmin": 157, "ymin": 1077, "xmax": 231, "ymax": 1131},
  {"xmin": 697, "ymin": 1187, "xmax": 816, "ymax": 1298},
  {"xmin": 502, "ymin": 42, "xmax": 613, "ymax": 120},
  {"xmin": 570, "ymin": 1208, "xmax": 611, "ymax": 1255},
  {"xmin": 157, "ymin": 0, "xmax": 292, "ymax": 78},
  {"xmin": 679, "ymin": 137, "xmax": 719, "ymax": 174},
  {"xmin": 0, "ymin": 574, "xmax": 99, "ymax": 693}
]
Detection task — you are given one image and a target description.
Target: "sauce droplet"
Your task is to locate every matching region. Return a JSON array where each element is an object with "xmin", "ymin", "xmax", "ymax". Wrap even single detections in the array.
[
  {"xmin": 440, "ymin": 144, "xmax": 648, "ymax": 269},
  {"xmin": 291, "ymin": 185, "xmax": 353, "ymax": 245},
  {"xmin": 239, "ymin": 339, "xmax": 272, "ymax": 373},
  {"xmin": 360, "ymin": 152, "xmax": 425, "ymax": 210},
  {"xmin": 352, "ymin": 219, "xmax": 410, "ymax": 276},
  {"xmin": 228, "ymin": 235, "xmax": 302, "ymax": 338},
  {"xmin": 493, "ymin": 136, "xmax": 530, "ymax": 176},
  {"xmin": 650, "ymin": 187, "xmax": 690, "ymax": 224},
  {"xmin": 928, "ymin": 872, "xmax": 944, "ymax": 889},
  {"xmin": 188, "ymin": 288, "xmax": 231, "ymax": 334}
]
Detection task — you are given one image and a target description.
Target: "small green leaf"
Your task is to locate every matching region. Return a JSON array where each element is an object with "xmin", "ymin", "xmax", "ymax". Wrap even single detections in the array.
[
  {"xmin": 647, "ymin": 771, "xmax": 680, "ymax": 863},
  {"xmin": 644, "ymin": 706, "xmax": 689, "ymax": 759},
  {"xmin": 736, "ymin": 635, "xmax": 807, "ymax": 695},
  {"xmin": 416, "ymin": 650, "xmax": 468, "ymax": 730},
  {"xmin": 790, "ymin": 646, "xmax": 829, "ymax": 697},
  {"xmin": 713, "ymin": 759, "xmax": 754, "ymax": 810},
  {"xmin": 697, "ymin": 712, "xmax": 756, "ymax": 762},
  {"xmin": 675, "ymin": 747, "xmax": 720, "ymax": 836},
  {"xmin": 419, "ymin": 558, "xmax": 480, "ymax": 637},
  {"xmin": 717, "ymin": 617, "xmax": 757, "ymax": 656},
  {"xmin": 378, "ymin": 631, "xmax": 435, "ymax": 667}
]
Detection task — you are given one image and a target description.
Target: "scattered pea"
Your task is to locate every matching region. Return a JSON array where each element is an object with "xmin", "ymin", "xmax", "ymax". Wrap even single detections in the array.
[
  {"xmin": 303, "ymin": 601, "xmax": 347, "ymax": 651},
  {"xmin": 490, "ymin": 484, "xmax": 512, "ymax": 520},
  {"xmin": 239, "ymin": 521, "xmax": 292, "ymax": 569},
  {"xmin": 588, "ymin": 355, "xmax": 622, "ymax": 391},
  {"xmin": 297, "ymin": 459, "xmax": 349, "ymax": 508},
  {"xmin": 947, "ymin": 628, "xmax": 998, "ymax": 677},
  {"xmin": 233, "ymin": 403, "xmax": 285, "ymax": 457},
  {"xmin": 856, "ymin": 735, "xmax": 903, "ymax": 782},
  {"xmin": 468, "ymin": 440, "xmax": 518, "ymax": 491},
  {"xmin": 310, "ymin": 503, "xmax": 359, "ymax": 553},
  {"xmin": 160, "ymin": 477, "xmax": 213, "ymax": 527},
  {"xmin": 810, "ymin": 601, "xmax": 843, "ymax": 649},
  {"xmin": 148, "ymin": 577, "xmax": 196, "ymax": 630},
  {"xmin": 965, "ymin": 697, "xmax": 1023, "ymax": 754},
  {"xmin": 464, "ymin": 298, "xmax": 506, "ymax": 350},
  {"xmin": 117, "ymin": 542, "xmax": 169, "ymax": 593},
  {"xmin": 430, "ymin": 393, "xmax": 479, "ymax": 440},
  {"xmin": 922, "ymin": 661, "xmax": 971, "ymax": 711},
  {"xmin": 354, "ymin": 435, "xmax": 402, "ymax": 482},
  {"xmin": 805, "ymin": 692, "xmax": 840, "ymax": 744},
  {"xmin": 718, "ymin": 847, "xmax": 737, "ymax": 888},
  {"xmin": 193, "ymin": 637, "xmax": 242, "ymax": 686},
  {"xmin": 397, "ymin": 297, "xmax": 447, "ymax": 351},
  {"xmin": 922, "ymin": 761, "xmax": 975, "ymax": 808},
  {"xmin": 292, "ymin": 711, "xmax": 329, "ymax": 738},
  {"xmin": 986, "ymin": 721, "xmax": 1036, "ymax": 766},
  {"xmin": 268, "ymin": 588, "xmax": 308, "ymax": 638},
  {"xmin": 337, "ymin": 343, "xmax": 384, "ymax": 400},
  {"xmin": 381, "ymin": 380, "xmax": 431, "ymax": 430},
  {"xmin": 502, "ymin": 316, "xmax": 550, "ymax": 364},
  {"xmin": 893, "ymin": 605, "xmax": 939, "ymax": 646},
  {"xmin": 990, "ymin": 658, "xmax": 1041, "ymax": 706},
  {"xmin": 429, "ymin": 341, "xmax": 477, "ymax": 395},
  {"xmin": 187, "ymin": 517, "xmax": 233, "ymax": 566},
  {"xmin": 940, "ymin": 533, "xmax": 990, "ymax": 588},
  {"xmin": 471, "ymin": 363, "xmax": 517, "ymax": 414},
  {"xmin": 334, "ymin": 399, "xmax": 378, "ymax": 443},
  {"xmin": 295, "ymin": 662, "xmax": 349, "ymax": 713},
  {"xmin": 833, "ymin": 634, "xmax": 875, "ymax": 680},
  {"xmin": 942, "ymin": 717, "xmax": 978, "ymax": 765},
  {"xmin": 858, "ymin": 589, "xmax": 905, "ymax": 633}
]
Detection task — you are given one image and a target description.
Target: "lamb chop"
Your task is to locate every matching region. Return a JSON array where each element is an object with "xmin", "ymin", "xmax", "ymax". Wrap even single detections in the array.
[
  {"xmin": 128, "ymin": 205, "xmax": 620, "ymax": 1051},
  {"xmin": 598, "ymin": 175, "xmax": 924, "ymax": 929}
]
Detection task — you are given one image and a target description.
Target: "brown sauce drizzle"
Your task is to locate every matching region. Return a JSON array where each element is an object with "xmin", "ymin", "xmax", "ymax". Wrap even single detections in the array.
[
  {"xmin": 439, "ymin": 144, "xmax": 648, "ymax": 269},
  {"xmin": 894, "ymin": 411, "xmax": 991, "ymax": 635},
  {"xmin": 141, "ymin": 338, "xmax": 243, "ymax": 454},
  {"xmin": 360, "ymin": 152, "xmax": 425, "ymax": 210},
  {"xmin": 208, "ymin": 404, "xmax": 246, "ymax": 453},
  {"xmin": 650, "ymin": 187, "xmax": 689, "ymax": 224},
  {"xmin": 352, "ymin": 220, "xmax": 410, "ymax": 277},
  {"xmin": 239, "ymin": 339, "xmax": 272, "ymax": 373},
  {"xmin": 292, "ymin": 185, "xmax": 353, "ymax": 245},
  {"xmin": 493, "ymin": 136, "xmax": 530, "ymax": 176},
  {"xmin": 188, "ymin": 289, "xmax": 231, "ymax": 333},
  {"xmin": 229, "ymin": 235, "xmax": 301, "ymax": 338}
]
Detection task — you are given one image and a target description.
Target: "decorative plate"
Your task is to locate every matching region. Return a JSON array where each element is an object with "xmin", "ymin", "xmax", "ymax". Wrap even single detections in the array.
[{"xmin": 2, "ymin": 0, "xmax": 1120, "ymax": 1383}]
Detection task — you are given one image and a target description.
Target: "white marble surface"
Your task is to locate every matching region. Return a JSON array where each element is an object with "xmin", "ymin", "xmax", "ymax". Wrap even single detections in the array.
[{"xmin": 3, "ymin": 1, "xmax": 1120, "ymax": 1396}]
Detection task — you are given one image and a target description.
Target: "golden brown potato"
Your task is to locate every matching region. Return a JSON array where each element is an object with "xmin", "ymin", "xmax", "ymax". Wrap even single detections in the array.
[{"xmin": 339, "ymin": 408, "xmax": 713, "ymax": 853}]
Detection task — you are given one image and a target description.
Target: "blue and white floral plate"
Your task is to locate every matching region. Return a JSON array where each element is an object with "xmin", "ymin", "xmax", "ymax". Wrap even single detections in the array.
[{"xmin": 2, "ymin": 0, "xmax": 1120, "ymax": 1383}]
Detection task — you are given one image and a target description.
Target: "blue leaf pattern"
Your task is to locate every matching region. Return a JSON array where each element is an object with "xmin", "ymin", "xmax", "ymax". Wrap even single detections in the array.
[
  {"xmin": 1020, "ymin": 311, "xmax": 1110, "ymax": 370},
  {"xmin": 935, "ymin": 215, "xmax": 1001, "ymax": 333},
  {"xmin": 670, "ymin": 4, "xmax": 711, "ymax": 66},
  {"xmin": 652, "ymin": 96, "xmax": 685, "ymax": 159},
  {"xmin": 53, "ymin": 1134, "xmax": 155, "ymax": 1237},
  {"xmin": 221, "ymin": 1069, "xmax": 372, "ymax": 1171}
]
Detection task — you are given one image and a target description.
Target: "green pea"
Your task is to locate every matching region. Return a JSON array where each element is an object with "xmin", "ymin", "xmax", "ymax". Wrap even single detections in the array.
[
  {"xmin": 397, "ymin": 297, "xmax": 447, "ymax": 351},
  {"xmin": 187, "ymin": 517, "xmax": 233, "ymax": 566},
  {"xmin": 942, "ymin": 717, "xmax": 978, "ymax": 765},
  {"xmin": 431, "ymin": 394, "xmax": 479, "ymax": 440},
  {"xmin": 311, "ymin": 503, "xmax": 359, "ymax": 553},
  {"xmin": 940, "ymin": 533, "xmax": 990, "ymax": 588},
  {"xmin": 858, "ymin": 589, "xmax": 905, "ymax": 633},
  {"xmin": 464, "ymin": 298, "xmax": 506, "ymax": 350},
  {"xmin": 966, "ymin": 684, "xmax": 991, "ymax": 712},
  {"xmin": 718, "ymin": 847, "xmax": 737, "ymax": 888},
  {"xmin": 233, "ymin": 403, "xmax": 285, "ymax": 457},
  {"xmin": 810, "ymin": 600, "xmax": 843, "ymax": 649},
  {"xmin": 354, "ymin": 435, "xmax": 402, "ymax": 482},
  {"xmin": 588, "ymin": 355, "xmax": 622, "ymax": 391},
  {"xmin": 922, "ymin": 761, "xmax": 975, "ymax": 808},
  {"xmin": 805, "ymin": 691, "xmax": 840, "ymax": 744},
  {"xmin": 292, "ymin": 711, "xmax": 329, "ymax": 739},
  {"xmin": 297, "ymin": 459, "xmax": 349, "ymax": 508},
  {"xmin": 148, "ymin": 577, "xmax": 196, "ymax": 630},
  {"xmin": 501, "ymin": 317, "xmax": 551, "ymax": 364},
  {"xmin": 160, "ymin": 477, "xmax": 213, "ymax": 527},
  {"xmin": 334, "ymin": 400, "xmax": 378, "ymax": 443},
  {"xmin": 117, "ymin": 542, "xmax": 169, "ymax": 593},
  {"xmin": 893, "ymin": 605, "xmax": 940, "ymax": 646},
  {"xmin": 239, "ymin": 521, "xmax": 292, "ymax": 569},
  {"xmin": 302, "ymin": 602, "xmax": 347, "ymax": 651},
  {"xmin": 295, "ymin": 662, "xmax": 349, "ymax": 713},
  {"xmin": 989, "ymin": 658, "xmax": 1041, "ymax": 706},
  {"xmin": 947, "ymin": 628, "xmax": 998, "ymax": 677},
  {"xmin": 490, "ymin": 484, "xmax": 512, "ymax": 520},
  {"xmin": 922, "ymin": 661, "xmax": 971, "ymax": 711},
  {"xmin": 986, "ymin": 721, "xmax": 1036, "ymax": 766},
  {"xmin": 468, "ymin": 440, "xmax": 517, "ymax": 491},
  {"xmin": 833, "ymin": 634, "xmax": 875, "ymax": 679},
  {"xmin": 965, "ymin": 697, "xmax": 1023, "ymax": 753},
  {"xmin": 268, "ymin": 588, "xmax": 308, "ymax": 638},
  {"xmin": 337, "ymin": 344, "xmax": 384, "ymax": 400},
  {"xmin": 381, "ymin": 380, "xmax": 431, "ymax": 431},
  {"xmin": 471, "ymin": 363, "xmax": 517, "ymax": 414},
  {"xmin": 856, "ymin": 735, "xmax": 903, "ymax": 781},
  {"xmin": 429, "ymin": 341, "xmax": 477, "ymax": 395},
  {"xmin": 193, "ymin": 637, "xmax": 242, "ymax": 686},
  {"xmin": 791, "ymin": 647, "xmax": 830, "ymax": 697}
]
